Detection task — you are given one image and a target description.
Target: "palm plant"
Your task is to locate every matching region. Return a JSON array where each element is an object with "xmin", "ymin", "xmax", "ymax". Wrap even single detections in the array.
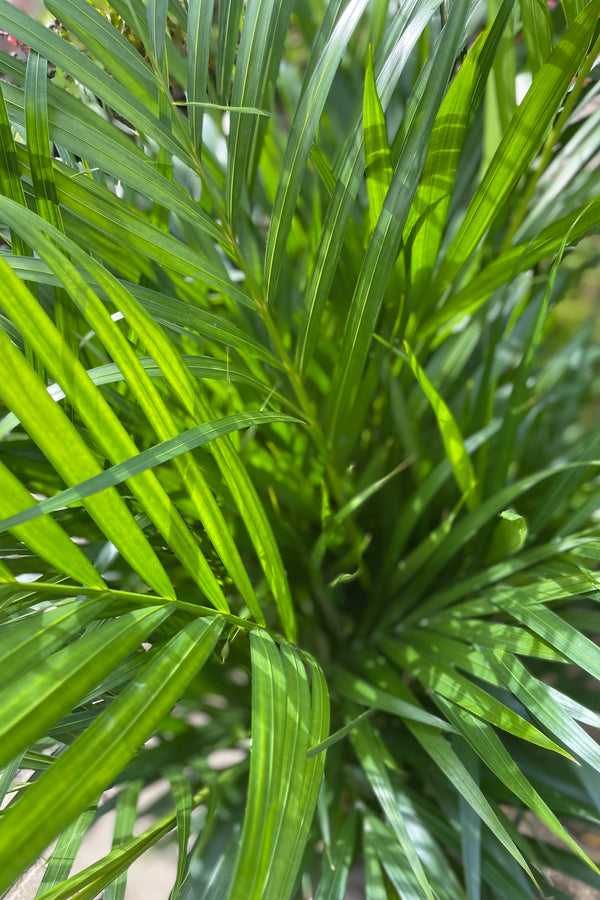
[{"xmin": 1, "ymin": 0, "xmax": 600, "ymax": 896}]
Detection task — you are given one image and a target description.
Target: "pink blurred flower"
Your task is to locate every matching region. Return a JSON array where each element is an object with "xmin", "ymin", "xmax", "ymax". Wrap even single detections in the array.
[
  {"xmin": 0, "ymin": 0, "xmax": 51, "ymax": 59},
  {"xmin": 7, "ymin": 0, "xmax": 47, "ymax": 21},
  {"xmin": 0, "ymin": 30, "xmax": 29, "ymax": 58}
]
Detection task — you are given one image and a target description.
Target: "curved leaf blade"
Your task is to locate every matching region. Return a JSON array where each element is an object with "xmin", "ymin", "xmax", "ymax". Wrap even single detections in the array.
[
  {"xmin": 227, "ymin": 632, "xmax": 329, "ymax": 900},
  {"xmin": 0, "ymin": 615, "xmax": 224, "ymax": 894},
  {"xmin": 264, "ymin": 0, "xmax": 370, "ymax": 304},
  {"xmin": 436, "ymin": 0, "xmax": 600, "ymax": 288},
  {"xmin": 0, "ymin": 314, "xmax": 174, "ymax": 600},
  {"xmin": 0, "ymin": 606, "xmax": 171, "ymax": 770},
  {"xmin": 0, "ymin": 411, "xmax": 300, "ymax": 533}
]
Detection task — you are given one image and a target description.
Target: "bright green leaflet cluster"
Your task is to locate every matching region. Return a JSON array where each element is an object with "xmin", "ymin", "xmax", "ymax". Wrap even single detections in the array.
[{"xmin": 1, "ymin": 0, "xmax": 600, "ymax": 898}]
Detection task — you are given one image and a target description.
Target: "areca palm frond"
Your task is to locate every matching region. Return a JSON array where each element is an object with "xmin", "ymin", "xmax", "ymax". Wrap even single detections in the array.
[{"xmin": 2, "ymin": 0, "xmax": 600, "ymax": 897}]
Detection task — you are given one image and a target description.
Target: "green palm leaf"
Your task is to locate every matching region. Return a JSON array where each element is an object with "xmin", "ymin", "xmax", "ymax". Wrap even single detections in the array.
[
  {"xmin": 227, "ymin": 632, "xmax": 329, "ymax": 899},
  {"xmin": 0, "ymin": 616, "xmax": 224, "ymax": 892},
  {"xmin": 1, "ymin": 0, "xmax": 600, "ymax": 894}
]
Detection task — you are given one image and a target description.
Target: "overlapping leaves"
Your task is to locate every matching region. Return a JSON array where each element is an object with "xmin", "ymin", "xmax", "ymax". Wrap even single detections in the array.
[{"xmin": 1, "ymin": 0, "xmax": 600, "ymax": 898}]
